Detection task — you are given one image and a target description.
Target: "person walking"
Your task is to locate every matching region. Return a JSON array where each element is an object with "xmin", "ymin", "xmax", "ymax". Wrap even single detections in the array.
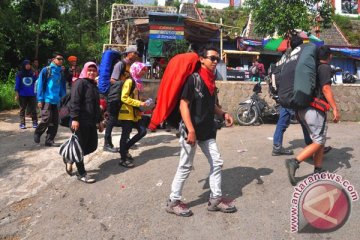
[
  {"xmin": 166, "ymin": 46, "xmax": 237, "ymax": 217},
  {"xmin": 34, "ymin": 52, "xmax": 66, "ymax": 146},
  {"xmin": 103, "ymin": 45, "xmax": 139, "ymax": 152},
  {"xmin": 65, "ymin": 55, "xmax": 81, "ymax": 88},
  {"xmin": 286, "ymin": 46, "xmax": 340, "ymax": 186},
  {"xmin": 68, "ymin": 62, "xmax": 103, "ymax": 183},
  {"xmin": 15, "ymin": 60, "xmax": 38, "ymax": 129},
  {"xmin": 118, "ymin": 62, "xmax": 148, "ymax": 168},
  {"xmin": 271, "ymin": 36, "xmax": 302, "ymax": 156}
]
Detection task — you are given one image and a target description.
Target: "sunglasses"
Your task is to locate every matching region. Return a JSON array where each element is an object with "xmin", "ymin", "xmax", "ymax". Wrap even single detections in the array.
[
  {"xmin": 206, "ymin": 56, "xmax": 221, "ymax": 62},
  {"xmin": 56, "ymin": 57, "xmax": 64, "ymax": 61}
]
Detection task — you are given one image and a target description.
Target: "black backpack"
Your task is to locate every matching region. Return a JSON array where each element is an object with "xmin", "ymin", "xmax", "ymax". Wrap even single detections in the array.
[
  {"xmin": 106, "ymin": 78, "xmax": 136, "ymax": 117},
  {"xmin": 59, "ymin": 94, "xmax": 71, "ymax": 127}
]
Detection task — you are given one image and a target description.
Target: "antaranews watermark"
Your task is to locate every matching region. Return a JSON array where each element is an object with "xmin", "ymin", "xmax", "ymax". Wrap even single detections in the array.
[{"xmin": 290, "ymin": 172, "xmax": 358, "ymax": 233}]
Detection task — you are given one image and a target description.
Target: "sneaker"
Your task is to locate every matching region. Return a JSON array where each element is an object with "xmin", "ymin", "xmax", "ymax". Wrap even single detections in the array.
[
  {"xmin": 103, "ymin": 143, "xmax": 118, "ymax": 153},
  {"xmin": 77, "ymin": 175, "xmax": 96, "ymax": 184},
  {"xmin": 32, "ymin": 122, "xmax": 38, "ymax": 128},
  {"xmin": 34, "ymin": 133, "xmax": 41, "ymax": 143},
  {"xmin": 166, "ymin": 199, "xmax": 193, "ymax": 217},
  {"xmin": 286, "ymin": 159, "xmax": 299, "ymax": 186},
  {"xmin": 272, "ymin": 147, "xmax": 294, "ymax": 156},
  {"xmin": 19, "ymin": 124, "xmax": 26, "ymax": 129},
  {"xmin": 207, "ymin": 197, "xmax": 237, "ymax": 213},
  {"xmin": 45, "ymin": 141, "xmax": 61, "ymax": 147}
]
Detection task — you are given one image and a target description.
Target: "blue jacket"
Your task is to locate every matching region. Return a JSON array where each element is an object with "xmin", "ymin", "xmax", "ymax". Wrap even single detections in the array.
[
  {"xmin": 37, "ymin": 63, "xmax": 66, "ymax": 104},
  {"xmin": 15, "ymin": 70, "xmax": 36, "ymax": 97}
]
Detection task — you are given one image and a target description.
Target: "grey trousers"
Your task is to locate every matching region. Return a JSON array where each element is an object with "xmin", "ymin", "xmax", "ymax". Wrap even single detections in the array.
[{"xmin": 169, "ymin": 137, "xmax": 223, "ymax": 201}]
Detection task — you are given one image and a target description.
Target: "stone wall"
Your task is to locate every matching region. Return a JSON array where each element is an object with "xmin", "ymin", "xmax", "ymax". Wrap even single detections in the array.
[
  {"xmin": 111, "ymin": 4, "xmax": 177, "ymax": 44},
  {"xmin": 142, "ymin": 80, "xmax": 360, "ymax": 122}
]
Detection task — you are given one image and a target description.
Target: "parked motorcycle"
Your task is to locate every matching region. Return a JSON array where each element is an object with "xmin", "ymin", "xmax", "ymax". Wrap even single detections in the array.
[
  {"xmin": 331, "ymin": 65, "xmax": 358, "ymax": 84},
  {"xmin": 236, "ymin": 82, "xmax": 276, "ymax": 125},
  {"xmin": 236, "ymin": 82, "xmax": 297, "ymax": 126}
]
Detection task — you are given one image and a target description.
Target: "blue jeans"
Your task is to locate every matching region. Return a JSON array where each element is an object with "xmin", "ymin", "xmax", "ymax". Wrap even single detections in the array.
[{"xmin": 273, "ymin": 107, "xmax": 294, "ymax": 147}]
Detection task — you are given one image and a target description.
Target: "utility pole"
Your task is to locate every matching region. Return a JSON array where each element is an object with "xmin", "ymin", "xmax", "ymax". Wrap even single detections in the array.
[{"xmin": 96, "ymin": 0, "xmax": 99, "ymax": 29}]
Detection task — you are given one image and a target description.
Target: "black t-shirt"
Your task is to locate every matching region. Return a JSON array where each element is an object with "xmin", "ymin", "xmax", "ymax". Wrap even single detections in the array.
[
  {"xmin": 181, "ymin": 74, "xmax": 216, "ymax": 141},
  {"xmin": 316, "ymin": 64, "xmax": 332, "ymax": 102}
]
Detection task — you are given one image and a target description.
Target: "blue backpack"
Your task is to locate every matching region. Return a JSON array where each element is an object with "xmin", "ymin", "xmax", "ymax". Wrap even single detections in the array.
[{"xmin": 98, "ymin": 50, "xmax": 122, "ymax": 94}]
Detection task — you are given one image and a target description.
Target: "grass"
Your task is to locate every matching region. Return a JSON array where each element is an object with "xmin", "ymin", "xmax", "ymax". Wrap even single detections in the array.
[
  {"xmin": 332, "ymin": 14, "xmax": 360, "ymax": 46},
  {"xmin": 0, "ymin": 69, "xmax": 18, "ymax": 111}
]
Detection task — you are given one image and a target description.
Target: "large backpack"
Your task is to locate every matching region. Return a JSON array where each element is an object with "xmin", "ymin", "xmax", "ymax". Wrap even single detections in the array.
[
  {"xmin": 278, "ymin": 43, "xmax": 317, "ymax": 109},
  {"xmin": 166, "ymin": 72, "xmax": 203, "ymax": 128},
  {"xmin": 148, "ymin": 52, "xmax": 200, "ymax": 130},
  {"xmin": 98, "ymin": 50, "xmax": 122, "ymax": 94}
]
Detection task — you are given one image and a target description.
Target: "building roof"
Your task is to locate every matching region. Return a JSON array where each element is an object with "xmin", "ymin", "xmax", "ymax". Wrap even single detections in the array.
[{"xmin": 245, "ymin": 15, "xmax": 351, "ymax": 47}]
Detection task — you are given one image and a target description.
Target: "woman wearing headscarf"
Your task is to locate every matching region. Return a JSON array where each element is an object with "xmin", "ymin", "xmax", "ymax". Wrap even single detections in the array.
[
  {"xmin": 118, "ymin": 62, "xmax": 149, "ymax": 168},
  {"xmin": 15, "ymin": 60, "xmax": 38, "ymax": 129},
  {"xmin": 68, "ymin": 62, "xmax": 103, "ymax": 183}
]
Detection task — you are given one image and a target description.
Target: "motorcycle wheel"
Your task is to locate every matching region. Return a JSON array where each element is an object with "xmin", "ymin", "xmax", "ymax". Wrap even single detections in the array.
[{"xmin": 236, "ymin": 104, "xmax": 258, "ymax": 126}]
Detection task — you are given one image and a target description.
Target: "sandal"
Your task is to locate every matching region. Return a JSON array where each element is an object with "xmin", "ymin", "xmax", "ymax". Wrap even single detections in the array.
[
  {"xmin": 77, "ymin": 175, "xmax": 96, "ymax": 184},
  {"xmin": 66, "ymin": 163, "xmax": 73, "ymax": 176},
  {"xmin": 63, "ymin": 157, "xmax": 73, "ymax": 176},
  {"xmin": 119, "ymin": 158, "xmax": 135, "ymax": 168}
]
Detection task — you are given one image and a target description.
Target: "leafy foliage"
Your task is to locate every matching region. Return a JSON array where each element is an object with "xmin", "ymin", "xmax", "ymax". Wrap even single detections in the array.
[
  {"xmin": 245, "ymin": 0, "xmax": 333, "ymax": 37},
  {"xmin": 0, "ymin": 70, "xmax": 17, "ymax": 110}
]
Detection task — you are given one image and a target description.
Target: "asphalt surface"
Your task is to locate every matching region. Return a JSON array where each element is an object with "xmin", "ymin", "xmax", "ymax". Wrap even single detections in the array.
[{"xmin": 0, "ymin": 110, "xmax": 359, "ymax": 240}]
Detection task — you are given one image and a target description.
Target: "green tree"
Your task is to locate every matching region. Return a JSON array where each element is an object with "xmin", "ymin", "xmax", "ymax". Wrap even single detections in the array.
[{"xmin": 245, "ymin": 0, "xmax": 333, "ymax": 37}]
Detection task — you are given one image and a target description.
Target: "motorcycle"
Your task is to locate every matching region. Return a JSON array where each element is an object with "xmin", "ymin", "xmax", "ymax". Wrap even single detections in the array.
[
  {"xmin": 236, "ymin": 82, "xmax": 297, "ymax": 126},
  {"xmin": 331, "ymin": 65, "xmax": 358, "ymax": 84}
]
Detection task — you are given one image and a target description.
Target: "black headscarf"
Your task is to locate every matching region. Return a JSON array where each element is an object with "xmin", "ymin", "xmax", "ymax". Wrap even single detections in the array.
[{"xmin": 19, "ymin": 60, "xmax": 33, "ymax": 77}]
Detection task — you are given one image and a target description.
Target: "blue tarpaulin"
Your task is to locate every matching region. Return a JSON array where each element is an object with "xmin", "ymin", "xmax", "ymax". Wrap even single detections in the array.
[{"xmin": 331, "ymin": 47, "xmax": 360, "ymax": 59}]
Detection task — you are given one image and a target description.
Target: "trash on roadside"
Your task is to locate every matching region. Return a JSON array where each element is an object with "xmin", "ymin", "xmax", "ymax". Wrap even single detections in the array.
[
  {"xmin": 156, "ymin": 180, "xmax": 163, "ymax": 187},
  {"xmin": 237, "ymin": 149, "xmax": 248, "ymax": 153}
]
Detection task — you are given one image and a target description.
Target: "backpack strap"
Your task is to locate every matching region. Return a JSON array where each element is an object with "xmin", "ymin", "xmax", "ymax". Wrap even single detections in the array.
[{"xmin": 192, "ymin": 72, "xmax": 203, "ymax": 97}]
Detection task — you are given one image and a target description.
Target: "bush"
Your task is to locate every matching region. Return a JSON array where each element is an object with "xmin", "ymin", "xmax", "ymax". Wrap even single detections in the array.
[{"xmin": 0, "ymin": 70, "xmax": 18, "ymax": 111}]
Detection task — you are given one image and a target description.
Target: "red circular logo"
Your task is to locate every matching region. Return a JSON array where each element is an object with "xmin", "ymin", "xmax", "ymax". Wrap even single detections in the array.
[{"xmin": 301, "ymin": 182, "xmax": 350, "ymax": 231}]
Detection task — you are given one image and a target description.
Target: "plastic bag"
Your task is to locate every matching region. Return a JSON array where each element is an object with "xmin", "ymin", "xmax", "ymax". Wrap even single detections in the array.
[{"xmin": 59, "ymin": 134, "xmax": 83, "ymax": 163}]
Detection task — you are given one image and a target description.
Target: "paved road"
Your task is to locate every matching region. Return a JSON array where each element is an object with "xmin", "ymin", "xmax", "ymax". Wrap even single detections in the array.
[{"xmin": 0, "ymin": 110, "xmax": 359, "ymax": 239}]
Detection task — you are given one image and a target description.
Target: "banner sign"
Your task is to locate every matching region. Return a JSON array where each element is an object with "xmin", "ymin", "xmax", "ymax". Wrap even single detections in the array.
[{"xmin": 149, "ymin": 25, "xmax": 184, "ymax": 40}]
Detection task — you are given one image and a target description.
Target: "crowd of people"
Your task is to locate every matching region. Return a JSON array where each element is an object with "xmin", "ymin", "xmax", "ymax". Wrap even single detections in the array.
[{"xmin": 13, "ymin": 40, "xmax": 340, "ymax": 216}]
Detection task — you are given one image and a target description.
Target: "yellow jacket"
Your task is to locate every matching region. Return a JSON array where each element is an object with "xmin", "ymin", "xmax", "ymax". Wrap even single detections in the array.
[{"xmin": 118, "ymin": 79, "xmax": 142, "ymax": 122}]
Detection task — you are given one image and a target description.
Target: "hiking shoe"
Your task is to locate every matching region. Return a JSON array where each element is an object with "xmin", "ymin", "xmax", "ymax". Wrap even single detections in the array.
[
  {"xmin": 272, "ymin": 147, "xmax": 294, "ymax": 156},
  {"xmin": 314, "ymin": 168, "xmax": 326, "ymax": 174},
  {"xmin": 207, "ymin": 197, "xmax": 237, "ymax": 213},
  {"xmin": 32, "ymin": 122, "xmax": 38, "ymax": 128},
  {"xmin": 166, "ymin": 199, "xmax": 193, "ymax": 217},
  {"xmin": 19, "ymin": 124, "xmax": 26, "ymax": 129},
  {"xmin": 286, "ymin": 159, "xmax": 299, "ymax": 186},
  {"xmin": 324, "ymin": 146, "xmax": 332, "ymax": 154},
  {"xmin": 77, "ymin": 175, "xmax": 96, "ymax": 184},
  {"xmin": 34, "ymin": 133, "xmax": 41, "ymax": 143}
]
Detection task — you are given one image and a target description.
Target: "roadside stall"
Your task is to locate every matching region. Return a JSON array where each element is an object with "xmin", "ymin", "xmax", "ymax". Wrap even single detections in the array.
[{"xmin": 221, "ymin": 50, "xmax": 260, "ymax": 81}]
